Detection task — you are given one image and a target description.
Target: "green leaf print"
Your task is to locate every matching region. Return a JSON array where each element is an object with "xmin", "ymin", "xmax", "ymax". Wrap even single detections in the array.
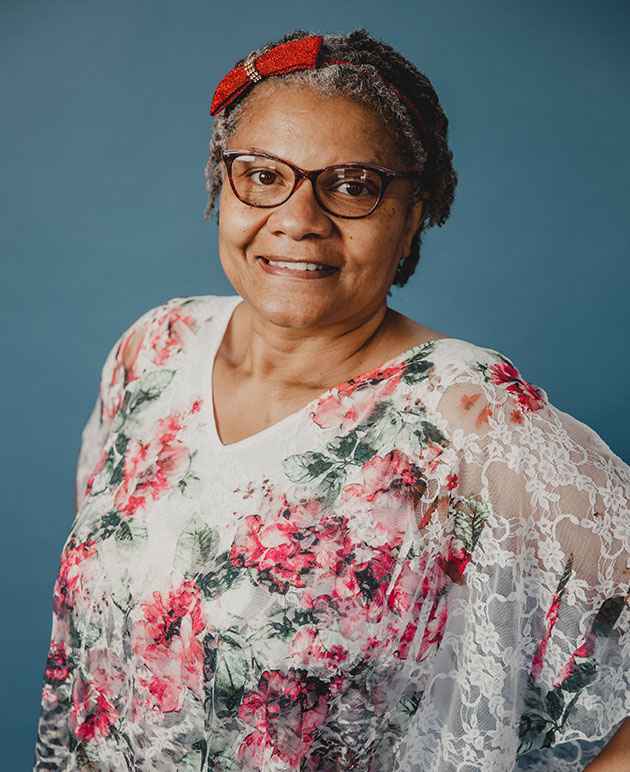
[
  {"xmin": 559, "ymin": 660, "xmax": 597, "ymax": 692},
  {"xmin": 175, "ymin": 516, "xmax": 218, "ymax": 577},
  {"xmin": 177, "ymin": 470, "xmax": 202, "ymax": 499},
  {"xmin": 212, "ymin": 633, "xmax": 250, "ymax": 719},
  {"xmin": 352, "ymin": 439, "xmax": 380, "ymax": 465},
  {"xmin": 109, "ymin": 453, "xmax": 126, "ymax": 488},
  {"xmin": 401, "ymin": 351, "xmax": 435, "ymax": 384},
  {"xmin": 354, "ymin": 402, "xmax": 402, "ymax": 454},
  {"xmin": 281, "ymin": 448, "xmax": 347, "ymax": 508},
  {"xmin": 196, "ymin": 551, "xmax": 243, "ymax": 599},
  {"xmin": 69, "ymin": 613, "xmax": 82, "ymax": 650},
  {"xmin": 89, "ymin": 510, "xmax": 146, "ymax": 545},
  {"xmin": 516, "ymin": 713, "xmax": 548, "ymax": 756},
  {"xmin": 318, "ymin": 469, "xmax": 345, "ymax": 510},
  {"xmin": 116, "ymin": 519, "xmax": 133, "ymax": 542},
  {"xmin": 111, "ymin": 369, "xmax": 177, "ymax": 432},
  {"xmin": 591, "ymin": 595, "xmax": 626, "ymax": 637},
  {"xmin": 99, "ymin": 511, "xmax": 122, "ymax": 538},
  {"xmin": 417, "ymin": 419, "xmax": 449, "ymax": 447},
  {"xmin": 114, "ymin": 432, "xmax": 129, "ymax": 457},
  {"xmin": 451, "ymin": 496, "xmax": 490, "ymax": 553},
  {"xmin": 556, "ymin": 555, "xmax": 574, "ymax": 597},
  {"xmin": 392, "ymin": 683, "xmax": 424, "ymax": 722},
  {"xmin": 266, "ymin": 604, "xmax": 319, "ymax": 641},
  {"xmin": 355, "ymin": 563, "xmax": 381, "ymax": 604},
  {"xmin": 545, "ymin": 688, "xmax": 564, "ymax": 721},
  {"xmin": 326, "ymin": 430, "xmax": 361, "ymax": 460},
  {"xmin": 282, "ymin": 451, "xmax": 337, "ymax": 483},
  {"xmin": 356, "ymin": 400, "xmax": 390, "ymax": 427},
  {"xmin": 114, "ymin": 518, "xmax": 147, "ymax": 545},
  {"xmin": 325, "ymin": 429, "xmax": 378, "ymax": 467}
]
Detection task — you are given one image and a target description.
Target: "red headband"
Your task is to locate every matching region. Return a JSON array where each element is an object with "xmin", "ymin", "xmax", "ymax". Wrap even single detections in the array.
[{"xmin": 209, "ymin": 34, "xmax": 422, "ymax": 125}]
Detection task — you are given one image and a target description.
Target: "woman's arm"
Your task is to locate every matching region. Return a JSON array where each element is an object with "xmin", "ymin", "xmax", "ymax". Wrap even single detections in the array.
[{"xmin": 583, "ymin": 718, "xmax": 630, "ymax": 771}]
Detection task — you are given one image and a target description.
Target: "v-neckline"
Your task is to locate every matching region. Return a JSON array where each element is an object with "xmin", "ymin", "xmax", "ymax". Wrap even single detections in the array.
[{"xmin": 201, "ymin": 295, "xmax": 456, "ymax": 454}]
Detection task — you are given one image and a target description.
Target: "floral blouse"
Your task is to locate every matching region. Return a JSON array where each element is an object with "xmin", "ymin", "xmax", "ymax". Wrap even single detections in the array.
[{"xmin": 35, "ymin": 293, "xmax": 629, "ymax": 771}]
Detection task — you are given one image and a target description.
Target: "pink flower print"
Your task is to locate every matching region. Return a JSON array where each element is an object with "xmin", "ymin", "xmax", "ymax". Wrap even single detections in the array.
[
  {"xmin": 303, "ymin": 593, "xmax": 369, "ymax": 645},
  {"xmin": 418, "ymin": 440, "xmax": 448, "ymax": 475},
  {"xmin": 446, "ymin": 473, "xmax": 459, "ymax": 491},
  {"xmin": 530, "ymin": 557, "xmax": 573, "ymax": 681},
  {"xmin": 69, "ymin": 676, "xmax": 118, "ymax": 742},
  {"xmin": 288, "ymin": 627, "xmax": 349, "ymax": 671},
  {"xmin": 387, "ymin": 559, "xmax": 421, "ymax": 616},
  {"xmin": 44, "ymin": 641, "xmax": 72, "ymax": 684},
  {"xmin": 132, "ymin": 579, "xmax": 205, "ymax": 713},
  {"xmin": 236, "ymin": 668, "xmax": 330, "ymax": 770},
  {"xmin": 103, "ymin": 328, "xmax": 146, "ymax": 423},
  {"xmin": 340, "ymin": 450, "xmax": 422, "ymax": 547},
  {"xmin": 310, "ymin": 360, "xmax": 407, "ymax": 431},
  {"xmin": 350, "ymin": 544, "xmax": 399, "ymax": 624},
  {"xmin": 554, "ymin": 634, "xmax": 596, "ymax": 687},
  {"xmin": 364, "ymin": 634, "xmax": 384, "ymax": 656},
  {"xmin": 229, "ymin": 514, "xmax": 318, "ymax": 593},
  {"xmin": 530, "ymin": 594, "xmax": 561, "ymax": 681},
  {"xmin": 394, "ymin": 619, "xmax": 418, "ymax": 660},
  {"xmin": 488, "ymin": 361, "xmax": 546, "ymax": 414},
  {"xmin": 53, "ymin": 538, "xmax": 97, "ymax": 615},
  {"xmin": 391, "ymin": 565, "xmax": 451, "ymax": 662},
  {"xmin": 148, "ymin": 306, "xmax": 197, "ymax": 366},
  {"xmin": 113, "ymin": 413, "xmax": 189, "ymax": 517},
  {"xmin": 40, "ymin": 683, "xmax": 59, "ymax": 710},
  {"xmin": 117, "ymin": 324, "xmax": 146, "ymax": 384},
  {"xmin": 437, "ymin": 540, "xmax": 472, "ymax": 585},
  {"xmin": 415, "ymin": 596, "xmax": 450, "ymax": 662},
  {"xmin": 83, "ymin": 445, "xmax": 110, "ymax": 501},
  {"xmin": 309, "ymin": 518, "xmax": 352, "ymax": 575},
  {"xmin": 417, "ymin": 493, "xmax": 450, "ymax": 530}
]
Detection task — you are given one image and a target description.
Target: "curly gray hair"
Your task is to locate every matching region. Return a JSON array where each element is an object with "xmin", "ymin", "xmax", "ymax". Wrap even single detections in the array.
[{"xmin": 203, "ymin": 28, "xmax": 457, "ymax": 295}]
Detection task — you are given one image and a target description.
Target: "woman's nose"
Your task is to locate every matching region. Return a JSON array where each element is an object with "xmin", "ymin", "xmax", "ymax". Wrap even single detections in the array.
[{"xmin": 268, "ymin": 176, "xmax": 333, "ymax": 239}]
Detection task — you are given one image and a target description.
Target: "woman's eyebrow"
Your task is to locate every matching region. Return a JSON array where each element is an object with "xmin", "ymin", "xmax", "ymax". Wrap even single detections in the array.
[{"xmin": 233, "ymin": 146, "xmax": 387, "ymax": 168}]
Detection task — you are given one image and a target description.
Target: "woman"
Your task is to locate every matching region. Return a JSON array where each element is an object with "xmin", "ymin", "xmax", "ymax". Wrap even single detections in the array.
[{"xmin": 35, "ymin": 28, "xmax": 628, "ymax": 771}]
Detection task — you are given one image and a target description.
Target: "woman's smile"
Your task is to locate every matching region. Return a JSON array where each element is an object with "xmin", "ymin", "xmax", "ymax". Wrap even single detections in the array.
[{"xmin": 256, "ymin": 255, "xmax": 340, "ymax": 280}]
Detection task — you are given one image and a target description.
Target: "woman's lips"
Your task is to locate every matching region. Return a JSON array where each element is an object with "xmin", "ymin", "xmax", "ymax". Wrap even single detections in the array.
[{"xmin": 256, "ymin": 256, "xmax": 339, "ymax": 279}]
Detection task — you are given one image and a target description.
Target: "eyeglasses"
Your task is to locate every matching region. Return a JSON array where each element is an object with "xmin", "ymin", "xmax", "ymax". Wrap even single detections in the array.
[{"xmin": 221, "ymin": 149, "xmax": 426, "ymax": 219}]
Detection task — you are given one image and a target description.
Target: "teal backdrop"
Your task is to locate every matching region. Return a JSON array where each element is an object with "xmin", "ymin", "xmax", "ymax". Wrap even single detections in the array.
[{"xmin": 1, "ymin": 0, "xmax": 628, "ymax": 766}]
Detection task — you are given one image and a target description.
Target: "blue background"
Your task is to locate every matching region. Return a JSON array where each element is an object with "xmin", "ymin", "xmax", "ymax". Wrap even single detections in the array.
[{"xmin": 1, "ymin": 0, "xmax": 628, "ymax": 766}]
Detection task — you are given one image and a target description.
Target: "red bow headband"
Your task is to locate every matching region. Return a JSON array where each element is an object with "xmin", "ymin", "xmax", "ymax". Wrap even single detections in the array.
[{"xmin": 209, "ymin": 34, "xmax": 421, "ymax": 124}]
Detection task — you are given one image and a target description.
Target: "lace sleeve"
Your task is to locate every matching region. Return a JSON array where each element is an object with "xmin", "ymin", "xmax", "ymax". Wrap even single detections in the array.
[
  {"xmin": 74, "ymin": 304, "xmax": 159, "ymax": 513},
  {"xmin": 399, "ymin": 347, "xmax": 630, "ymax": 771}
]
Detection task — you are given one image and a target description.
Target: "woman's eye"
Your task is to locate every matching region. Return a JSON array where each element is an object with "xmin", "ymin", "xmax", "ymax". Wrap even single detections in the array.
[
  {"xmin": 336, "ymin": 181, "xmax": 374, "ymax": 197},
  {"xmin": 249, "ymin": 169, "xmax": 278, "ymax": 185}
]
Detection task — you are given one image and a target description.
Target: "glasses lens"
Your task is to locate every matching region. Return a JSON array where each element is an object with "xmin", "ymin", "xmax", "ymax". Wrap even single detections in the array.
[
  {"xmin": 318, "ymin": 166, "xmax": 382, "ymax": 217},
  {"xmin": 230, "ymin": 154, "xmax": 294, "ymax": 206}
]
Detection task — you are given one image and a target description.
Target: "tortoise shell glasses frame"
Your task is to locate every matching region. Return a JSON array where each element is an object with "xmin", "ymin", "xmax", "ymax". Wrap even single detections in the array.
[{"xmin": 221, "ymin": 149, "xmax": 428, "ymax": 219}]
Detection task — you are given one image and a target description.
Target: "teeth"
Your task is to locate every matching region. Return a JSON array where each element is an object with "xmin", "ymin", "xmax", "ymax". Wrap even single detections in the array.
[{"xmin": 266, "ymin": 259, "xmax": 330, "ymax": 272}]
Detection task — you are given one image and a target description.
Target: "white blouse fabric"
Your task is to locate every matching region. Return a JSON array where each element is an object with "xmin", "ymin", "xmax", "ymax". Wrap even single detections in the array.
[{"xmin": 35, "ymin": 293, "xmax": 629, "ymax": 771}]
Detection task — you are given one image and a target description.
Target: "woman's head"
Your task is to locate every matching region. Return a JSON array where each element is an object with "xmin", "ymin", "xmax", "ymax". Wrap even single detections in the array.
[{"xmin": 203, "ymin": 28, "xmax": 457, "ymax": 326}]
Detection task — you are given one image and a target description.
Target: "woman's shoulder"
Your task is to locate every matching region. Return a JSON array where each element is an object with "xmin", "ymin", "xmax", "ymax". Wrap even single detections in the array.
[
  {"xmin": 116, "ymin": 293, "xmax": 235, "ymax": 370},
  {"xmin": 409, "ymin": 333, "xmax": 551, "ymax": 440},
  {"xmin": 120, "ymin": 292, "xmax": 234, "ymax": 333},
  {"xmin": 387, "ymin": 312, "xmax": 535, "ymax": 404}
]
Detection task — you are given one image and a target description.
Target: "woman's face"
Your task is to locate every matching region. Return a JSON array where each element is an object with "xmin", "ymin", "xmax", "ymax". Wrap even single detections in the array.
[{"xmin": 217, "ymin": 82, "xmax": 424, "ymax": 331}]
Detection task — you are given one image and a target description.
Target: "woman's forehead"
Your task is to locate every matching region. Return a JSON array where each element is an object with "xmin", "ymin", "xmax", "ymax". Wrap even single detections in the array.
[{"xmin": 230, "ymin": 85, "xmax": 399, "ymax": 167}]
